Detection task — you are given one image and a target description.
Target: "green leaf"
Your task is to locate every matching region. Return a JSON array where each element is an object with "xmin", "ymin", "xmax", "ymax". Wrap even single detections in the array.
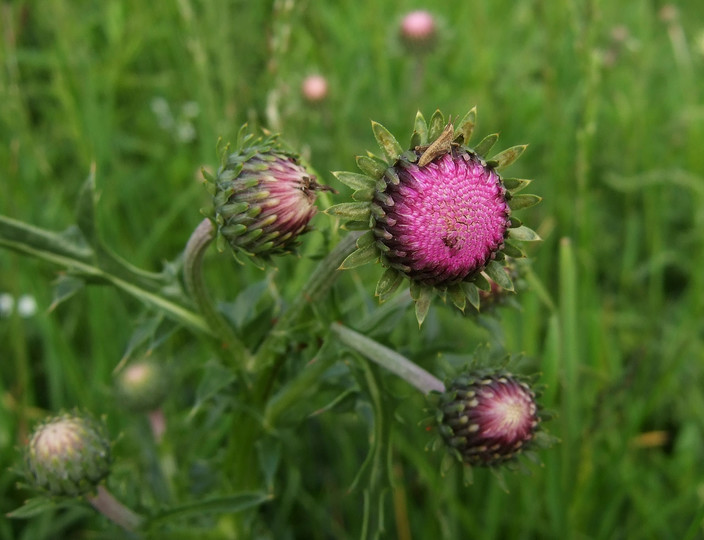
[
  {"xmin": 356, "ymin": 155, "xmax": 387, "ymax": 178},
  {"xmin": 413, "ymin": 110, "xmax": 428, "ymax": 146},
  {"xmin": 502, "ymin": 241, "xmax": 526, "ymax": 258},
  {"xmin": 49, "ymin": 275, "xmax": 85, "ymax": 311},
  {"xmin": 371, "ymin": 121, "xmax": 403, "ymax": 162},
  {"xmin": 484, "ymin": 260, "xmax": 514, "ymax": 291},
  {"xmin": 333, "ymin": 171, "xmax": 376, "ymax": 191},
  {"xmin": 448, "ymin": 285, "xmax": 466, "ymax": 312},
  {"xmin": 148, "ymin": 493, "xmax": 272, "ymax": 525},
  {"xmin": 502, "ymin": 177, "xmax": 532, "ymax": 193},
  {"xmin": 461, "ymin": 282, "xmax": 480, "ymax": 310},
  {"xmin": 324, "ymin": 202, "xmax": 371, "ymax": 221},
  {"xmin": 457, "ymin": 106, "xmax": 477, "ymax": 144},
  {"xmin": 509, "ymin": 225, "xmax": 542, "ymax": 241},
  {"xmin": 428, "ymin": 109, "xmax": 445, "ymax": 141},
  {"xmin": 7, "ymin": 497, "xmax": 80, "ymax": 519},
  {"xmin": 473, "ymin": 133, "xmax": 499, "ymax": 157},
  {"xmin": 508, "ymin": 194, "xmax": 542, "ymax": 211},
  {"xmin": 375, "ymin": 268, "xmax": 403, "ymax": 300},
  {"xmin": 472, "ymin": 272, "xmax": 491, "ymax": 292},
  {"xmin": 415, "ymin": 286, "xmax": 433, "ymax": 326},
  {"xmin": 339, "ymin": 243, "xmax": 378, "ymax": 269},
  {"xmin": 356, "ymin": 230, "xmax": 375, "ymax": 248},
  {"xmin": 188, "ymin": 360, "xmax": 237, "ymax": 419},
  {"xmin": 490, "ymin": 144, "xmax": 528, "ymax": 170}
]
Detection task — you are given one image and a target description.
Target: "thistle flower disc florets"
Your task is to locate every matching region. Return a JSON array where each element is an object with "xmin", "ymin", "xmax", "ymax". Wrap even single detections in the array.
[
  {"xmin": 437, "ymin": 371, "xmax": 540, "ymax": 467},
  {"xmin": 24, "ymin": 411, "xmax": 111, "ymax": 497},
  {"xmin": 204, "ymin": 127, "xmax": 329, "ymax": 264},
  {"xmin": 327, "ymin": 107, "xmax": 541, "ymax": 324}
]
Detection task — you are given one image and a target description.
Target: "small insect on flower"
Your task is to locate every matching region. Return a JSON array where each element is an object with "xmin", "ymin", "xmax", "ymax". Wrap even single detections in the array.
[{"xmin": 327, "ymin": 107, "xmax": 541, "ymax": 325}]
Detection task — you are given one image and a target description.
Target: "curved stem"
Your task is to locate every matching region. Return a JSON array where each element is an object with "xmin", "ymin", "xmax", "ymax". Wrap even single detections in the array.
[
  {"xmin": 183, "ymin": 218, "xmax": 250, "ymax": 364},
  {"xmin": 330, "ymin": 322, "xmax": 445, "ymax": 394},
  {"xmin": 88, "ymin": 485, "xmax": 143, "ymax": 532}
]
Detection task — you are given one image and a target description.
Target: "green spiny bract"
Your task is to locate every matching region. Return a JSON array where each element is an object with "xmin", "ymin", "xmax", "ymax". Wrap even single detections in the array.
[
  {"xmin": 204, "ymin": 127, "xmax": 329, "ymax": 265},
  {"xmin": 326, "ymin": 107, "xmax": 541, "ymax": 325},
  {"xmin": 24, "ymin": 411, "xmax": 111, "ymax": 497}
]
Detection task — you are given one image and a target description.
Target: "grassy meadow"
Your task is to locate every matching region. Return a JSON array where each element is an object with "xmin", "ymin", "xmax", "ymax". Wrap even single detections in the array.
[{"xmin": 1, "ymin": 0, "xmax": 704, "ymax": 538}]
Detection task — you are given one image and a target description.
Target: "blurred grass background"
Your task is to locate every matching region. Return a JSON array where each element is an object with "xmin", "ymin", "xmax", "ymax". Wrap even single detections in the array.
[{"xmin": 1, "ymin": 0, "xmax": 704, "ymax": 538}]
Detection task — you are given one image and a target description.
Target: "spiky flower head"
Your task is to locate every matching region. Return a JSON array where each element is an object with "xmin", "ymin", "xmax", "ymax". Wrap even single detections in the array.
[
  {"xmin": 327, "ymin": 108, "xmax": 541, "ymax": 324},
  {"xmin": 203, "ymin": 126, "xmax": 329, "ymax": 265},
  {"xmin": 436, "ymin": 370, "xmax": 541, "ymax": 468},
  {"xmin": 24, "ymin": 411, "xmax": 111, "ymax": 497},
  {"xmin": 115, "ymin": 359, "xmax": 169, "ymax": 413}
]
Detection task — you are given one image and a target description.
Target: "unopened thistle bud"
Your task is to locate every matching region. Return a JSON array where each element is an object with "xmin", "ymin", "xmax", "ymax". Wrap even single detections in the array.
[
  {"xmin": 115, "ymin": 359, "xmax": 169, "ymax": 413},
  {"xmin": 437, "ymin": 371, "xmax": 540, "ymax": 467},
  {"xmin": 399, "ymin": 10, "xmax": 438, "ymax": 54},
  {"xmin": 205, "ymin": 127, "xmax": 330, "ymax": 263},
  {"xmin": 327, "ymin": 107, "xmax": 541, "ymax": 324},
  {"xmin": 24, "ymin": 412, "xmax": 111, "ymax": 497},
  {"xmin": 301, "ymin": 74, "xmax": 329, "ymax": 103}
]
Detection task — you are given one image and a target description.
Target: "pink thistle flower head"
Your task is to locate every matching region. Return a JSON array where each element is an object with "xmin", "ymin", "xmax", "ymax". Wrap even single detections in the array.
[
  {"xmin": 24, "ymin": 412, "xmax": 111, "ymax": 497},
  {"xmin": 206, "ymin": 127, "xmax": 332, "ymax": 265},
  {"xmin": 399, "ymin": 10, "xmax": 438, "ymax": 54},
  {"xmin": 437, "ymin": 370, "xmax": 541, "ymax": 467},
  {"xmin": 327, "ymin": 107, "xmax": 540, "ymax": 324},
  {"xmin": 301, "ymin": 74, "xmax": 329, "ymax": 103}
]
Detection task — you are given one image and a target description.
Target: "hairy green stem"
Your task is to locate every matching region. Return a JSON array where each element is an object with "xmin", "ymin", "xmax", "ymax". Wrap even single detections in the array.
[
  {"xmin": 88, "ymin": 485, "xmax": 144, "ymax": 532},
  {"xmin": 253, "ymin": 231, "xmax": 362, "ymax": 370},
  {"xmin": 183, "ymin": 218, "xmax": 250, "ymax": 364},
  {"xmin": 330, "ymin": 323, "xmax": 445, "ymax": 394}
]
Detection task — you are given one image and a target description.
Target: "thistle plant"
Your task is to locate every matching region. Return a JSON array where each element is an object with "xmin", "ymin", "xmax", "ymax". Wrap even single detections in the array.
[{"xmin": 3, "ymin": 106, "xmax": 550, "ymax": 537}]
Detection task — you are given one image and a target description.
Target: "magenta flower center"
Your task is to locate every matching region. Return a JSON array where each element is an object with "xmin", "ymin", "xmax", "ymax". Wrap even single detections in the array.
[{"xmin": 375, "ymin": 151, "xmax": 509, "ymax": 285}]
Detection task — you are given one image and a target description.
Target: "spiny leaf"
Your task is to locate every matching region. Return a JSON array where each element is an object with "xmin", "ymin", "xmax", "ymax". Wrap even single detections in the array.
[
  {"xmin": 325, "ymin": 202, "xmax": 371, "ymax": 221},
  {"xmin": 340, "ymin": 243, "xmax": 378, "ymax": 269},
  {"xmin": 502, "ymin": 177, "xmax": 532, "ymax": 193},
  {"xmin": 413, "ymin": 110, "xmax": 429, "ymax": 146},
  {"xmin": 415, "ymin": 286, "xmax": 433, "ymax": 326},
  {"xmin": 428, "ymin": 110, "xmax": 445, "ymax": 141},
  {"xmin": 473, "ymin": 133, "xmax": 499, "ymax": 158},
  {"xmin": 484, "ymin": 260, "xmax": 514, "ymax": 291},
  {"xmin": 371, "ymin": 121, "xmax": 404, "ymax": 163},
  {"xmin": 356, "ymin": 155, "xmax": 387, "ymax": 178},
  {"xmin": 457, "ymin": 106, "xmax": 477, "ymax": 144},
  {"xmin": 508, "ymin": 194, "xmax": 542, "ymax": 211},
  {"xmin": 490, "ymin": 145, "xmax": 528, "ymax": 170},
  {"xmin": 333, "ymin": 171, "xmax": 376, "ymax": 191},
  {"xmin": 448, "ymin": 285, "xmax": 466, "ymax": 312},
  {"xmin": 509, "ymin": 225, "xmax": 542, "ymax": 242},
  {"xmin": 502, "ymin": 241, "xmax": 526, "ymax": 258},
  {"xmin": 375, "ymin": 268, "xmax": 403, "ymax": 300},
  {"xmin": 461, "ymin": 282, "xmax": 480, "ymax": 310}
]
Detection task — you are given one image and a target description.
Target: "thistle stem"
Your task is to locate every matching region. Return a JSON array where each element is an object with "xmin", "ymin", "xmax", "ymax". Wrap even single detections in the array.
[
  {"xmin": 330, "ymin": 322, "xmax": 445, "ymax": 394},
  {"xmin": 87, "ymin": 485, "xmax": 143, "ymax": 532},
  {"xmin": 253, "ymin": 231, "xmax": 362, "ymax": 370},
  {"xmin": 183, "ymin": 218, "xmax": 250, "ymax": 365}
]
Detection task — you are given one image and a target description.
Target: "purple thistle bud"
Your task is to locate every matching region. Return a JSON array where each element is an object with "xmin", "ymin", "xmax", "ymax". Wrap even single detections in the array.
[
  {"xmin": 375, "ymin": 150, "xmax": 509, "ymax": 286},
  {"xmin": 438, "ymin": 371, "xmax": 540, "ymax": 467},
  {"xmin": 209, "ymin": 130, "xmax": 329, "ymax": 261},
  {"xmin": 24, "ymin": 412, "xmax": 111, "ymax": 497}
]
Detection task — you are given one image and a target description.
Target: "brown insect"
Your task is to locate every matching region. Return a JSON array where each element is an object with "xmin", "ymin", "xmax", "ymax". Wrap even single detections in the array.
[{"xmin": 417, "ymin": 121, "xmax": 455, "ymax": 167}]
